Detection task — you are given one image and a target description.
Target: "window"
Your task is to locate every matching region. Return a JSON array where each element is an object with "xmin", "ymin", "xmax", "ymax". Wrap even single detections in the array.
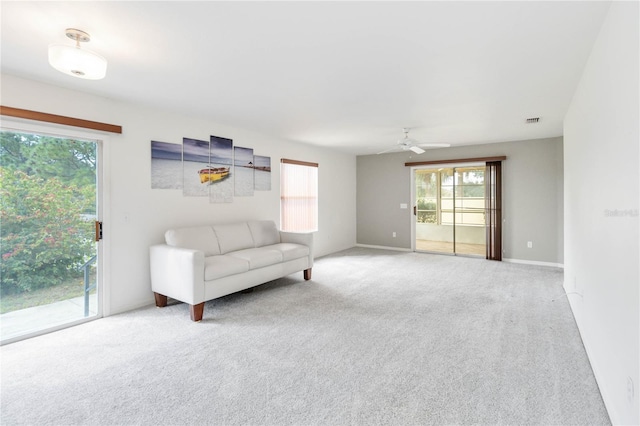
[
  {"xmin": 415, "ymin": 166, "xmax": 485, "ymax": 226},
  {"xmin": 415, "ymin": 170, "xmax": 439, "ymax": 224},
  {"xmin": 280, "ymin": 159, "xmax": 318, "ymax": 232},
  {"xmin": 442, "ymin": 167, "xmax": 485, "ymax": 226}
]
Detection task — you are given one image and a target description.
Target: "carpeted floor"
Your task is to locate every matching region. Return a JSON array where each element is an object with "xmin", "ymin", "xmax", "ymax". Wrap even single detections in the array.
[{"xmin": 0, "ymin": 248, "xmax": 610, "ymax": 425}]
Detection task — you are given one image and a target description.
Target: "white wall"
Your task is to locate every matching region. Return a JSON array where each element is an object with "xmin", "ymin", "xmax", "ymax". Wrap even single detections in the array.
[
  {"xmin": 0, "ymin": 74, "xmax": 357, "ymax": 316},
  {"xmin": 564, "ymin": 2, "xmax": 639, "ymax": 424}
]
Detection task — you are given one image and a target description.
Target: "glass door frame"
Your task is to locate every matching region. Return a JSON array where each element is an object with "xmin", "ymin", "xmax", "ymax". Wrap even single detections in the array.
[
  {"xmin": 0, "ymin": 119, "xmax": 109, "ymax": 345},
  {"xmin": 410, "ymin": 161, "xmax": 485, "ymax": 256}
]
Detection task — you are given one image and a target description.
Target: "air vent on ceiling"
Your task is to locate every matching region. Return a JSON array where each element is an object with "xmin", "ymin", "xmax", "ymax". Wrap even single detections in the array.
[{"xmin": 526, "ymin": 117, "xmax": 540, "ymax": 123}]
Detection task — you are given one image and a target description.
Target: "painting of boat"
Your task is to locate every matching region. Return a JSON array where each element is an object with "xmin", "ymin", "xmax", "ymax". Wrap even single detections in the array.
[{"xmin": 198, "ymin": 167, "xmax": 230, "ymax": 184}]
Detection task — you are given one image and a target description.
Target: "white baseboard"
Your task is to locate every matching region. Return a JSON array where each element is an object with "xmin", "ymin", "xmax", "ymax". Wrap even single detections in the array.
[
  {"xmin": 354, "ymin": 246, "xmax": 564, "ymax": 268},
  {"xmin": 503, "ymin": 257, "xmax": 564, "ymax": 269},
  {"xmin": 107, "ymin": 298, "xmax": 156, "ymax": 317},
  {"xmin": 355, "ymin": 244, "xmax": 412, "ymax": 252}
]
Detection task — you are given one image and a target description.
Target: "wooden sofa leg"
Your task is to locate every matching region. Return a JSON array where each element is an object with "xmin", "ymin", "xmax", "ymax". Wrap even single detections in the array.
[
  {"xmin": 190, "ymin": 303, "xmax": 205, "ymax": 322},
  {"xmin": 304, "ymin": 268, "xmax": 312, "ymax": 281},
  {"xmin": 154, "ymin": 292, "xmax": 168, "ymax": 308}
]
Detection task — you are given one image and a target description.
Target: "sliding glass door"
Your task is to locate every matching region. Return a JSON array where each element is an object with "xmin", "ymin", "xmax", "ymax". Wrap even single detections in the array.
[
  {"xmin": 414, "ymin": 165, "xmax": 486, "ymax": 256},
  {"xmin": 0, "ymin": 129, "xmax": 101, "ymax": 343},
  {"xmin": 415, "ymin": 168, "xmax": 454, "ymax": 253}
]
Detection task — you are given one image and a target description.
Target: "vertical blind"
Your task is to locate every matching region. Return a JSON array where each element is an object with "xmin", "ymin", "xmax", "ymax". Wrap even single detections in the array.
[
  {"xmin": 485, "ymin": 160, "xmax": 502, "ymax": 261},
  {"xmin": 280, "ymin": 159, "xmax": 318, "ymax": 232}
]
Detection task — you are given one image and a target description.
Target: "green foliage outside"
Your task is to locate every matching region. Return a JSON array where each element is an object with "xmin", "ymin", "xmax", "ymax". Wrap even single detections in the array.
[
  {"xmin": 416, "ymin": 198, "xmax": 437, "ymax": 224},
  {"xmin": 415, "ymin": 168, "xmax": 485, "ymax": 225},
  {"xmin": 0, "ymin": 131, "xmax": 96, "ymax": 297},
  {"xmin": 417, "ymin": 198, "xmax": 436, "ymax": 211},
  {"xmin": 0, "ymin": 277, "xmax": 86, "ymax": 314}
]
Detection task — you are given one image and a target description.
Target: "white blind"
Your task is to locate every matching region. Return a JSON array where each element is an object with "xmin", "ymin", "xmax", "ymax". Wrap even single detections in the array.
[{"xmin": 280, "ymin": 159, "xmax": 318, "ymax": 232}]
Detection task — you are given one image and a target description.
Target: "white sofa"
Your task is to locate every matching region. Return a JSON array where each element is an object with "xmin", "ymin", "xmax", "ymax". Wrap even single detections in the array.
[{"xmin": 150, "ymin": 220, "xmax": 313, "ymax": 321}]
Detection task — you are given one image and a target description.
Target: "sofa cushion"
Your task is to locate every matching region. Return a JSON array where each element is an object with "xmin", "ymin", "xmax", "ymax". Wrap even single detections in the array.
[
  {"xmin": 213, "ymin": 223, "xmax": 255, "ymax": 254},
  {"xmin": 267, "ymin": 243, "xmax": 310, "ymax": 262},
  {"xmin": 228, "ymin": 247, "xmax": 283, "ymax": 270},
  {"xmin": 204, "ymin": 255, "xmax": 249, "ymax": 281},
  {"xmin": 165, "ymin": 226, "xmax": 220, "ymax": 256},
  {"xmin": 247, "ymin": 220, "xmax": 280, "ymax": 247}
]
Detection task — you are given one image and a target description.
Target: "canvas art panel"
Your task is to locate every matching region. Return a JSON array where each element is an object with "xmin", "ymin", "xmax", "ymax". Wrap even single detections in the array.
[
  {"xmin": 151, "ymin": 141, "xmax": 183, "ymax": 189},
  {"xmin": 182, "ymin": 138, "xmax": 211, "ymax": 197},
  {"xmin": 209, "ymin": 135, "xmax": 234, "ymax": 203},
  {"xmin": 253, "ymin": 155, "xmax": 271, "ymax": 191},
  {"xmin": 234, "ymin": 146, "xmax": 254, "ymax": 197}
]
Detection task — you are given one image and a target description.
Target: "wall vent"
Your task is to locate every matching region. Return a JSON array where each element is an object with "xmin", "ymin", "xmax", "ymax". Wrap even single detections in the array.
[{"xmin": 526, "ymin": 117, "xmax": 540, "ymax": 123}]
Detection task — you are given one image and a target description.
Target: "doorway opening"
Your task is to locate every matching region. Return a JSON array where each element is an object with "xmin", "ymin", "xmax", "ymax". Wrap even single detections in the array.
[
  {"xmin": 0, "ymin": 129, "xmax": 102, "ymax": 344},
  {"xmin": 413, "ymin": 165, "xmax": 486, "ymax": 256}
]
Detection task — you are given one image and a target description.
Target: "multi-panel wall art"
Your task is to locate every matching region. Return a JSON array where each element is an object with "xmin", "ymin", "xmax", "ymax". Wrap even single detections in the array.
[{"xmin": 151, "ymin": 135, "xmax": 271, "ymax": 202}]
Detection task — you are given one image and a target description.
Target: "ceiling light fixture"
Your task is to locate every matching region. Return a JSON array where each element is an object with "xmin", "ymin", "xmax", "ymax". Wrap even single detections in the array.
[{"xmin": 48, "ymin": 28, "xmax": 107, "ymax": 80}]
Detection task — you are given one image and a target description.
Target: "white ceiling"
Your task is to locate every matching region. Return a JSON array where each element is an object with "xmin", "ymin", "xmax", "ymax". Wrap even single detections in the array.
[{"xmin": 1, "ymin": 1, "xmax": 610, "ymax": 155}]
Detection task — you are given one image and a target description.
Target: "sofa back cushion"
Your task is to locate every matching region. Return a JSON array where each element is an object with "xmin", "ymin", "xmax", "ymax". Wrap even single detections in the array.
[
  {"xmin": 248, "ymin": 220, "xmax": 280, "ymax": 247},
  {"xmin": 213, "ymin": 222, "xmax": 255, "ymax": 254},
  {"xmin": 165, "ymin": 226, "xmax": 220, "ymax": 256}
]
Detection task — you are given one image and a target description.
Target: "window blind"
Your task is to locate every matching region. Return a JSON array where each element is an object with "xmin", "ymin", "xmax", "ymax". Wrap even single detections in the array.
[
  {"xmin": 280, "ymin": 159, "xmax": 318, "ymax": 232},
  {"xmin": 485, "ymin": 160, "xmax": 502, "ymax": 261}
]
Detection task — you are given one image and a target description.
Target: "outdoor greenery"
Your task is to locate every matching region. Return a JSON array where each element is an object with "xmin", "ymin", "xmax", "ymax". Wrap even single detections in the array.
[
  {"xmin": 0, "ymin": 131, "xmax": 96, "ymax": 297},
  {"xmin": 0, "ymin": 276, "xmax": 86, "ymax": 314},
  {"xmin": 417, "ymin": 198, "xmax": 437, "ymax": 224},
  {"xmin": 415, "ymin": 168, "xmax": 485, "ymax": 225}
]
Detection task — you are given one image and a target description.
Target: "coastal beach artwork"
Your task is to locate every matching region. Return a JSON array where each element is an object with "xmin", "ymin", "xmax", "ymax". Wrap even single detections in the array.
[
  {"xmin": 234, "ymin": 146, "xmax": 254, "ymax": 197},
  {"xmin": 183, "ymin": 138, "xmax": 211, "ymax": 197},
  {"xmin": 151, "ymin": 141, "xmax": 183, "ymax": 189},
  {"xmin": 151, "ymin": 132, "xmax": 271, "ymax": 201},
  {"xmin": 253, "ymin": 155, "xmax": 271, "ymax": 191},
  {"xmin": 209, "ymin": 135, "xmax": 234, "ymax": 203}
]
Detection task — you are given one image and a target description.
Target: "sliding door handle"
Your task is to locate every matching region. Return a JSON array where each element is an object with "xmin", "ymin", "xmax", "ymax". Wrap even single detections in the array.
[
  {"xmin": 95, "ymin": 221, "xmax": 103, "ymax": 241},
  {"xmin": 413, "ymin": 206, "xmax": 417, "ymax": 216}
]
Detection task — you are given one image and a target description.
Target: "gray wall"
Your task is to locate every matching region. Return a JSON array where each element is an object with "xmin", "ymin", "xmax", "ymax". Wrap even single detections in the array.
[{"xmin": 357, "ymin": 137, "xmax": 563, "ymax": 264}]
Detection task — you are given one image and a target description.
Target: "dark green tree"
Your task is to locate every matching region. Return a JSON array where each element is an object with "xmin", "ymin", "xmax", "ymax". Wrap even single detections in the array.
[
  {"xmin": 0, "ymin": 168, "xmax": 94, "ymax": 294},
  {"xmin": 0, "ymin": 131, "xmax": 34, "ymax": 170},
  {"xmin": 0, "ymin": 131, "xmax": 97, "ymax": 295}
]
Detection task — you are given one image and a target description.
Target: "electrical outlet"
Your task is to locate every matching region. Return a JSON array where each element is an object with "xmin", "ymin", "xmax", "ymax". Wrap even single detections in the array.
[
  {"xmin": 527, "ymin": 241, "xmax": 533, "ymax": 248},
  {"xmin": 392, "ymin": 232, "xmax": 397, "ymax": 238},
  {"xmin": 628, "ymin": 377, "xmax": 634, "ymax": 403}
]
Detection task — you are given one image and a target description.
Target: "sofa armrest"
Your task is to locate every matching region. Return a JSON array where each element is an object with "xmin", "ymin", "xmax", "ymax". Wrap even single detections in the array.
[
  {"xmin": 279, "ymin": 231, "xmax": 314, "ymax": 267},
  {"xmin": 150, "ymin": 244, "xmax": 205, "ymax": 305}
]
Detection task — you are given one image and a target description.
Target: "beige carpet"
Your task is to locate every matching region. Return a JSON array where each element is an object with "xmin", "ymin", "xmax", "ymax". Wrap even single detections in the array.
[{"xmin": 0, "ymin": 247, "xmax": 610, "ymax": 425}]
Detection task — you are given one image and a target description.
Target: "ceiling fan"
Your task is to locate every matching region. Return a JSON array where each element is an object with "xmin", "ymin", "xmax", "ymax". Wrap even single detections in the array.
[{"xmin": 377, "ymin": 128, "xmax": 450, "ymax": 155}]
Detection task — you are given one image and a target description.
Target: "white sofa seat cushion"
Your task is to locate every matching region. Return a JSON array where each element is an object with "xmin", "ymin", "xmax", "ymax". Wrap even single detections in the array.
[
  {"xmin": 228, "ymin": 247, "xmax": 283, "ymax": 270},
  {"xmin": 267, "ymin": 243, "xmax": 310, "ymax": 262},
  {"xmin": 213, "ymin": 223, "xmax": 255, "ymax": 254},
  {"xmin": 204, "ymin": 255, "xmax": 249, "ymax": 281},
  {"xmin": 165, "ymin": 226, "xmax": 220, "ymax": 256},
  {"xmin": 248, "ymin": 220, "xmax": 280, "ymax": 247}
]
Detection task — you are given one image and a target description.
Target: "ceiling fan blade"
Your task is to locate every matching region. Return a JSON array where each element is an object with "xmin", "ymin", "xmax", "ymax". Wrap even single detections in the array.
[
  {"xmin": 376, "ymin": 146, "xmax": 400, "ymax": 155},
  {"xmin": 417, "ymin": 143, "xmax": 451, "ymax": 148},
  {"xmin": 409, "ymin": 146, "xmax": 426, "ymax": 154}
]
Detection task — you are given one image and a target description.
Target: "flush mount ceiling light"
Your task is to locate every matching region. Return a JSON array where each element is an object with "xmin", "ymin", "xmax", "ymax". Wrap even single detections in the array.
[{"xmin": 48, "ymin": 28, "xmax": 107, "ymax": 80}]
